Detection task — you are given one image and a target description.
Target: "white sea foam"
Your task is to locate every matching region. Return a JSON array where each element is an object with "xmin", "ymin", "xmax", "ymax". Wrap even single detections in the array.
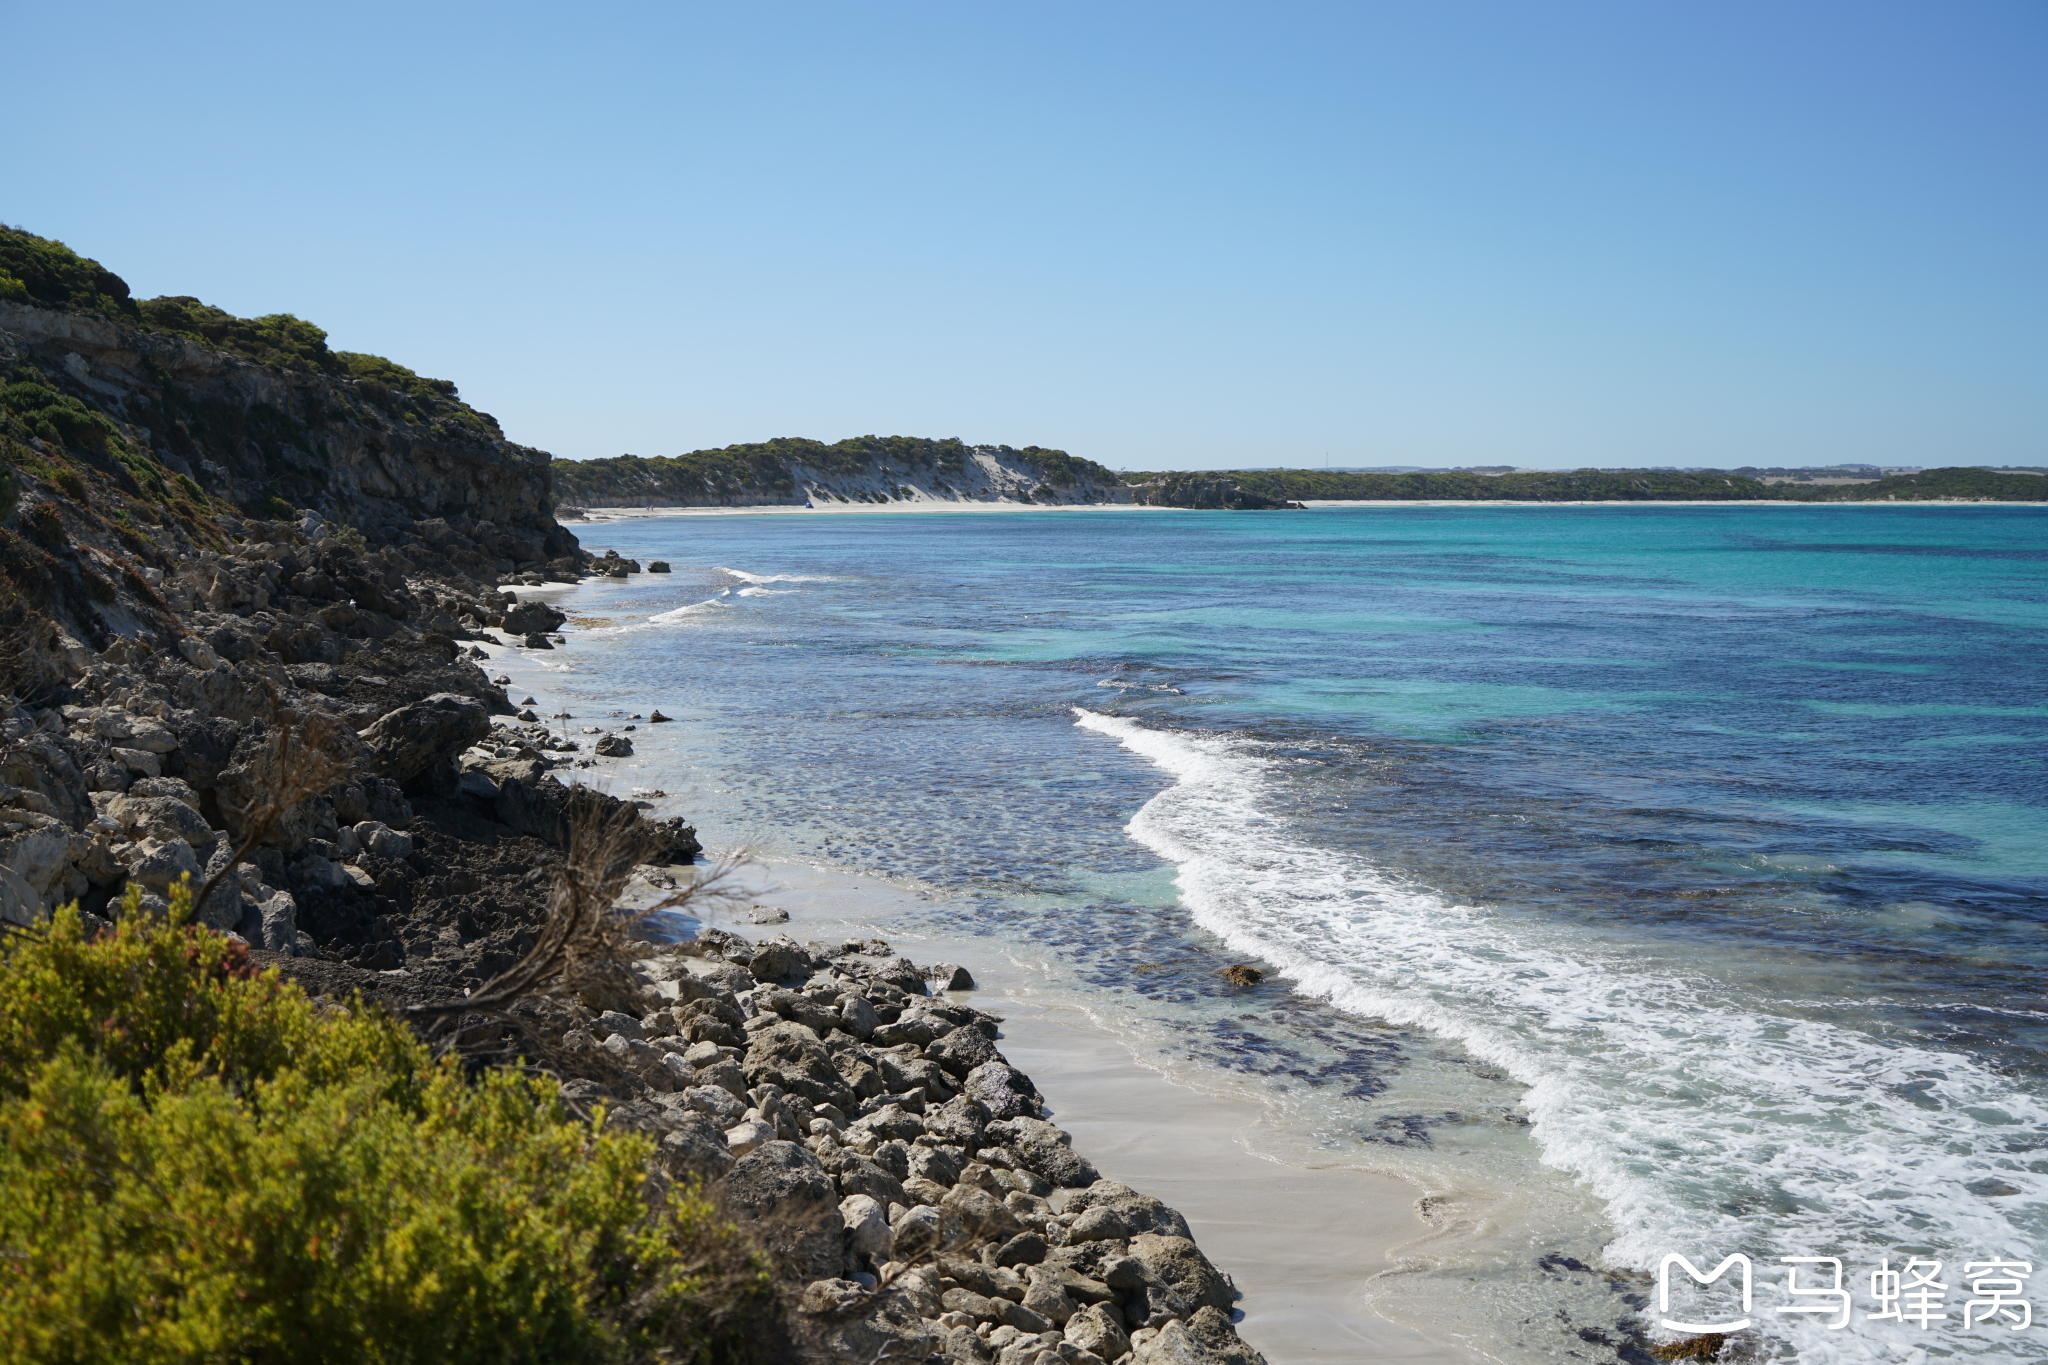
[
  {"xmin": 647, "ymin": 598, "xmax": 725, "ymax": 624},
  {"xmin": 574, "ymin": 597, "xmax": 729, "ymax": 636},
  {"xmin": 717, "ymin": 567, "xmax": 838, "ymax": 584},
  {"xmin": 1074, "ymin": 708, "xmax": 2048, "ymax": 1364}
]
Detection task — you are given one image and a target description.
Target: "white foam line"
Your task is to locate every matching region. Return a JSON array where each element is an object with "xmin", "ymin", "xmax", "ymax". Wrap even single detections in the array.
[
  {"xmin": 1074, "ymin": 708, "xmax": 2048, "ymax": 1364},
  {"xmin": 575, "ymin": 596, "xmax": 729, "ymax": 636},
  {"xmin": 717, "ymin": 566, "xmax": 839, "ymax": 584}
]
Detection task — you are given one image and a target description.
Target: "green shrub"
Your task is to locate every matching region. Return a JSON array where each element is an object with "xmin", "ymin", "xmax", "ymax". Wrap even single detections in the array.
[
  {"xmin": 0, "ymin": 228, "xmax": 139, "ymax": 319},
  {"xmin": 337, "ymin": 351, "xmax": 459, "ymax": 403},
  {"xmin": 0, "ymin": 890, "xmax": 770, "ymax": 1364}
]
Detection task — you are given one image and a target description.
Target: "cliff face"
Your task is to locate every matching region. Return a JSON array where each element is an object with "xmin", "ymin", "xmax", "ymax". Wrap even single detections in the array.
[
  {"xmin": 0, "ymin": 300, "xmax": 577, "ymax": 560},
  {"xmin": 0, "ymin": 240, "xmax": 711, "ymax": 991}
]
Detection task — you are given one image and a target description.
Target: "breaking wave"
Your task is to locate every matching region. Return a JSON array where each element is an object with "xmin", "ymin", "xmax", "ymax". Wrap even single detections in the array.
[{"xmin": 1073, "ymin": 708, "xmax": 2048, "ymax": 1364}]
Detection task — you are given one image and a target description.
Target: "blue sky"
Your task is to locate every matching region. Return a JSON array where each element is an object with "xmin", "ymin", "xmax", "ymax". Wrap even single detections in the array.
[{"xmin": 8, "ymin": 1, "xmax": 2043, "ymax": 471}]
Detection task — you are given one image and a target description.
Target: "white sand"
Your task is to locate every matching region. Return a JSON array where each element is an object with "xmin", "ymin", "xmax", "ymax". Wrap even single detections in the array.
[{"xmin": 683, "ymin": 860, "xmax": 1476, "ymax": 1365}]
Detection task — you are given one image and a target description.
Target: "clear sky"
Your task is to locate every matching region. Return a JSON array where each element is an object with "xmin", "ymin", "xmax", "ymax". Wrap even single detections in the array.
[{"xmin": 7, "ymin": 2, "xmax": 2043, "ymax": 471}]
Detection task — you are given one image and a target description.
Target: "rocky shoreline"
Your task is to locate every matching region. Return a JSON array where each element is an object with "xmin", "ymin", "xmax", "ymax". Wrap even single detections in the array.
[
  {"xmin": 529, "ymin": 924, "xmax": 1272, "ymax": 1365},
  {"xmin": 0, "ymin": 281, "xmax": 1274, "ymax": 1363}
]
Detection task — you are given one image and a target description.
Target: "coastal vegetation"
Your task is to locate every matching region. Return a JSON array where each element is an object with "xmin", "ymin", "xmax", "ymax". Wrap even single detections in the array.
[
  {"xmin": 1135, "ymin": 466, "xmax": 2048, "ymax": 503},
  {"xmin": 550, "ymin": 437, "xmax": 1121, "ymax": 507},
  {"xmin": 557, "ymin": 449, "xmax": 2044, "ymax": 509},
  {"xmin": 0, "ymin": 886, "xmax": 768, "ymax": 1364}
]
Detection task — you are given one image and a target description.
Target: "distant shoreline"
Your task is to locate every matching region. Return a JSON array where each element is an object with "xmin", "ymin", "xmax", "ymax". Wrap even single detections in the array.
[{"xmin": 567, "ymin": 497, "xmax": 2048, "ymax": 522}]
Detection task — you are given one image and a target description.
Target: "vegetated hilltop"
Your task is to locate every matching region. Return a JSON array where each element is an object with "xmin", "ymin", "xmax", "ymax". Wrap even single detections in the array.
[
  {"xmin": 1176, "ymin": 466, "xmax": 2048, "ymax": 504},
  {"xmin": 0, "ymin": 226, "xmax": 572, "ymax": 554},
  {"xmin": 1789, "ymin": 467, "xmax": 2048, "ymax": 502},
  {"xmin": 553, "ymin": 437, "xmax": 1129, "ymax": 508}
]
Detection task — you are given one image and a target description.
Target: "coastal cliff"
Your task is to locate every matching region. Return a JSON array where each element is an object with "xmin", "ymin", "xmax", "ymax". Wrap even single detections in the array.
[{"xmin": 0, "ymin": 227, "xmax": 1271, "ymax": 1365}]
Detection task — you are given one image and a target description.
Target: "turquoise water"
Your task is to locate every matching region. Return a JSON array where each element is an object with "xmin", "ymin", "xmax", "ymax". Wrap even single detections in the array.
[{"xmin": 535, "ymin": 505, "xmax": 2048, "ymax": 1364}]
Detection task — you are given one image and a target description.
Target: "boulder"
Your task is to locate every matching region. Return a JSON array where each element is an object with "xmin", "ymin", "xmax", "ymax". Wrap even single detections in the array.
[
  {"xmin": 1021, "ymin": 1266, "xmax": 1079, "ymax": 1325},
  {"xmin": 744, "ymin": 1021, "xmax": 854, "ymax": 1112},
  {"xmin": 501, "ymin": 600, "xmax": 567, "ymax": 635},
  {"xmin": 594, "ymin": 733, "xmax": 633, "ymax": 757},
  {"xmin": 352, "ymin": 821, "xmax": 413, "ymax": 859},
  {"xmin": 654, "ymin": 1113, "xmax": 734, "ymax": 1182},
  {"xmin": 829, "ymin": 1153, "xmax": 907, "ymax": 1208},
  {"xmin": 358, "ymin": 693, "xmax": 490, "ymax": 787},
  {"xmin": 1130, "ymin": 1233, "xmax": 1236, "ymax": 1314},
  {"xmin": 1067, "ymin": 1204, "xmax": 1134, "ymax": 1243},
  {"xmin": 748, "ymin": 934, "xmax": 813, "ymax": 983},
  {"xmin": 1132, "ymin": 1306, "xmax": 1269, "ymax": 1365},
  {"xmin": 839, "ymin": 1192, "xmax": 892, "ymax": 1263},
  {"xmin": 963, "ymin": 1062, "xmax": 1040, "ymax": 1121},
  {"xmin": 925, "ymin": 1024, "xmax": 997, "ymax": 1079},
  {"xmin": 995, "ymin": 1231, "xmax": 1048, "ymax": 1268},
  {"xmin": 1066, "ymin": 1303, "xmax": 1132, "ymax": 1362},
  {"xmin": 104, "ymin": 794, "xmax": 217, "ymax": 849},
  {"xmin": 684, "ymin": 1085, "xmax": 746, "ymax": 1125},
  {"xmin": 1067, "ymin": 1181, "xmax": 1194, "ymax": 1240},
  {"xmin": 989, "ymin": 1116, "xmax": 1099, "ymax": 1189},
  {"xmin": 126, "ymin": 837, "xmax": 200, "ymax": 894},
  {"xmin": 888, "ymin": 1203, "xmax": 944, "ymax": 1260},
  {"xmin": 922, "ymin": 1096, "xmax": 988, "ymax": 1149},
  {"xmin": 723, "ymin": 1140, "xmax": 841, "ymax": 1282},
  {"xmin": 927, "ymin": 962, "xmax": 975, "ymax": 991},
  {"xmin": 836, "ymin": 992, "xmax": 879, "ymax": 1038},
  {"xmin": 789, "ymin": 1279, "xmax": 934, "ymax": 1365},
  {"xmin": 725, "ymin": 1117, "xmax": 776, "ymax": 1156},
  {"xmin": 0, "ymin": 820, "xmax": 84, "ymax": 908},
  {"xmin": 939, "ymin": 1184, "xmax": 1021, "ymax": 1244}
]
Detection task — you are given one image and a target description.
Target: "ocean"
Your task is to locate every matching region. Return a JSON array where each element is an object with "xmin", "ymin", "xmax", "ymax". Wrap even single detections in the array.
[{"xmin": 508, "ymin": 504, "xmax": 2048, "ymax": 1364}]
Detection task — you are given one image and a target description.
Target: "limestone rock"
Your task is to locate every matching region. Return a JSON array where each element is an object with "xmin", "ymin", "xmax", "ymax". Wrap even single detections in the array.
[
  {"xmin": 723, "ymin": 1140, "xmax": 842, "ymax": 1282},
  {"xmin": 358, "ymin": 693, "xmax": 490, "ymax": 787},
  {"xmin": 963, "ymin": 1062, "xmax": 1040, "ymax": 1121},
  {"xmin": 352, "ymin": 820, "xmax": 413, "ymax": 859},
  {"xmin": 1131, "ymin": 1233, "xmax": 1236, "ymax": 1314},
  {"xmin": 1066, "ymin": 1181, "xmax": 1194, "ymax": 1240},
  {"xmin": 125, "ymin": 837, "xmax": 200, "ymax": 894},
  {"xmin": 989, "ymin": 1116, "xmax": 1099, "ymax": 1189},
  {"xmin": 655, "ymin": 1113, "xmax": 734, "ymax": 1182},
  {"xmin": 840, "ymin": 1192, "xmax": 892, "ymax": 1263},
  {"xmin": 747, "ymin": 934, "xmax": 813, "ymax": 983},
  {"xmin": 926, "ymin": 1023, "xmax": 997, "ymax": 1079},
  {"xmin": 1065, "ymin": 1303, "xmax": 1132, "ymax": 1361},
  {"xmin": 1131, "ymin": 1306, "xmax": 1268, "ymax": 1365}
]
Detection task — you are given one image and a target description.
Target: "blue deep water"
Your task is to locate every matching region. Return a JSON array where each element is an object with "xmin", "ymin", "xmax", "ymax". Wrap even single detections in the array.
[{"xmin": 532, "ymin": 504, "xmax": 2048, "ymax": 1363}]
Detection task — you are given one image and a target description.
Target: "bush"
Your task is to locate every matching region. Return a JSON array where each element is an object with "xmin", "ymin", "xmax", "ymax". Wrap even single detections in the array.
[{"xmin": 0, "ymin": 889, "xmax": 770, "ymax": 1364}]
